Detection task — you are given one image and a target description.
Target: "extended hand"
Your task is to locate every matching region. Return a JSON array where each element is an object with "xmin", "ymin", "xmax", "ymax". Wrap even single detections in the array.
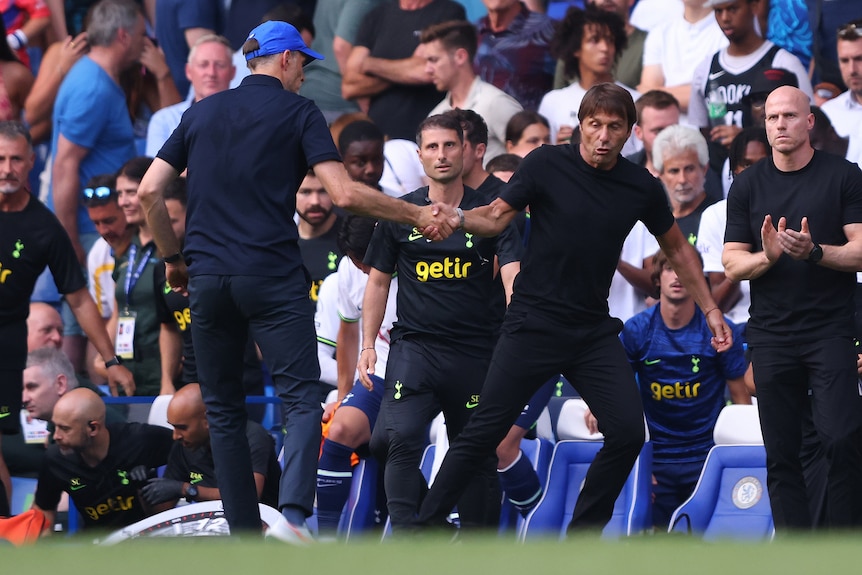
[
  {"xmin": 166, "ymin": 261, "xmax": 189, "ymax": 295},
  {"xmin": 705, "ymin": 308, "xmax": 733, "ymax": 352},
  {"xmin": 419, "ymin": 203, "xmax": 458, "ymax": 241},
  {"xmin": 356, "ymin": 348, "xmax": 377, "ymax": 391},
  {"xmin": 761, "ymin": 215, "xmax": 784, "ymax": 263},
  {"xmin": 141, "ymin": 478, "xmax": 185, "ymax": 505},
  {"xmin": 107, "ymin": 364, "xmax": 135, "ymax": 397}
]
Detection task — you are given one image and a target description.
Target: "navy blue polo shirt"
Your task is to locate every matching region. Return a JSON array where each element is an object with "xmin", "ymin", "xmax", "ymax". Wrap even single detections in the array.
[{"xmin": 157, "ymin": 74, "xmax": 341, "ymax": 277}]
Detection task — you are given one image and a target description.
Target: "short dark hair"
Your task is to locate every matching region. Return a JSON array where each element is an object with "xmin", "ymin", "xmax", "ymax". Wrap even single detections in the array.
[
  {"xmin": 164, "ymin": 177, "xmax": 187, "ymax": 207},
  {"xmin": 338, "ymin": 120, "xmax": 384, "ymax": 156},
  {"xmin": 442, "ymin": 108, "xmax": 488, "ymax": 148},
  {"xmin": 485, "ymin": 153, "xmax": 522, "ymax": 175},
  {"xmin": 262, "ymin": 3, "xmax": 315, "ymax": 38},
  {"xmin": 635, "ymin": 90, "xmax": 680, "ymax": 125},
  {"xmin": 505, "ymin": 111, "xmax": 549, "ymax": 146},
  {"xmin": 416, "ymin": 114, "xmax": 463, "ymax": 146},
  {"xmin": 552, "ymin": 6, "xmax": 627, "ymax": 79},
  {"xmin": 578, "ymin": 83, "xmax": 638, "ymax": 129},
  {"xmin": 82, "ymin": 174, "xmax": 118, "ymax": 208},
  {"xmin": 419, "ymin": 20, "xmax": 478, "ymax": 61},
  {"xmin": 117, "ymin": 156, "xmax": 154, "ymax": 183},
  {"xmin": 337, "ymin": 215, "xmax": 378, "ymax": 262},
  {"xmin": 728, "ymin": 127, "xmax": 769, "ymax": 175}
]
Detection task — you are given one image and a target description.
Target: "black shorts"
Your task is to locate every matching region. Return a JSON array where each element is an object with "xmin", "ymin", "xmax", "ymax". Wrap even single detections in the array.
[{"xmin": 0, "ymin": 367, "xmax": 23, "ymax": 434}]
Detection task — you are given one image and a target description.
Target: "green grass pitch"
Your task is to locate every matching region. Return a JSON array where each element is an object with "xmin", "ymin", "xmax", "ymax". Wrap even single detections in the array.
[{"xmin": 4, "ymin": 533, "xmax": 861, "ymax": 575}]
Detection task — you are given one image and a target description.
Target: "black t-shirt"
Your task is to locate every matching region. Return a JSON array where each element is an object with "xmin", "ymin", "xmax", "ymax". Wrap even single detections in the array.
[
  {"xmin": 299, "ymin": 215, "xmax": 344, "ymax": 306},
  {"xmin": 365, "ymin": 186, "xmax": 521, "ymax": 352},
  {"xmin": 153, "ymin": 264, "xmax": 263, "ymax": 389},
  {"xmin": 157, "ymin": 75, "xmax": 341, "ymax": 278},
  {"xmin": 0, "ymin": 195, "xmax": 86, "ymax": 369},
  {"xmin": 677, "ymin": 195, "xmax": 717, "ymax": 246},
  {"xmin": 354, "ymin": 0, "xmax": 465, "ymax": 140},
  {"xmin": 725, "ymin": 151, "xmax": 862, "ymax": 345},
  {"xmin": 163, "ymin": 421, "xmax": 279, "ymax": 508},
  {"xmin": 500, "ymin": 144, "xmax": 674, "ymax": 323},
  {"xmin": 34, "ymin": 422, "xmax": 173, "ymax": 529}
]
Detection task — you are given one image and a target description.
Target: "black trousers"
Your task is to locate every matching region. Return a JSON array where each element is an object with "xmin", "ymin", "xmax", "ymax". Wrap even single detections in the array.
[
  {"xmin": 370, "ymin": 336, "xmax": 500, "ymax": 530},
  {"xmin": 751, "ymin": 339, "xmax": 862, "ymax": 530},
  {"xmin": 416, "ymin": 309, "xmax": 645, "ymax": 532},
  {"xmin": 190, "ymin": 273, "xmax": 321, "ymax": 532}
]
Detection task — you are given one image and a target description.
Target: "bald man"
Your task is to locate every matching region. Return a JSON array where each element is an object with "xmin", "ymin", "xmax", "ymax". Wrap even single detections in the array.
[
  {"xmin": 724, "ymin": 86, "xmax": 862, "ymax": 530},
  {"xmin": 140, "ymin": 383, "xmax": 280, "ymax": 511},
  {"xmin": 26, "ymin": 303, "xmax": 64, "ymax": 352},
  {"xmin": 32, "ymin": 388, "xmax": 172, "ymax": 530}
]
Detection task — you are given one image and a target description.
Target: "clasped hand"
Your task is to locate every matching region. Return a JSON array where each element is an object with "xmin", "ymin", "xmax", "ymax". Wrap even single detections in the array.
[
  {"xmin": 417, "ymin": 203, "xmax": 459, "ymax": 240},
  {"xmin": 762, "ymin": 215, "xmax": 815, "ymax": 262}
]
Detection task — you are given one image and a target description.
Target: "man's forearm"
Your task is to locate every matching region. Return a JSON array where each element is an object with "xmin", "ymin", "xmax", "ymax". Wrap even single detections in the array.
[
  {"xmin": 52, "ymin": 159, "xmax": 82, "ymax": 244},
  {"xmin": 67, "ymin": 288, "xmax": 115, "ymax": 360},
  {"xmin": 363, "ymin": 55, "xmax": 430, "ymax": 85},
  {"xmin": 335, "ymin": 321, "xmax": 359, "ymax": 401},
  {"xmin": 722, "ymin": 247, "xmax": 773, "ymax": 282}
]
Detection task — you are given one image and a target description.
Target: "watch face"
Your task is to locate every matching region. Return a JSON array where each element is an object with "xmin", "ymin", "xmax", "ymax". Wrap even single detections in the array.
[{"xmin": 186, "ymin": 485, "xmax": 199, "ymax": 500}]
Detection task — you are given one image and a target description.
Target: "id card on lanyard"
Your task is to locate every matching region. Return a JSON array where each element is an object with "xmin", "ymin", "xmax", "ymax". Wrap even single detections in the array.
[{"xmin": 115, "ymin": 244, "xmax": 154, "ymax": 360}]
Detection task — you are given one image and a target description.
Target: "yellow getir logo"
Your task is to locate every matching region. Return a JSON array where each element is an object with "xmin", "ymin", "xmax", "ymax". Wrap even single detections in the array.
[
  {"xmin": 415, "ymin": 257, "xmax": 471, "ymax": 282},
  {"xmin": 650, "ymin": 381, "xmax": 701, "ymax": 401}
]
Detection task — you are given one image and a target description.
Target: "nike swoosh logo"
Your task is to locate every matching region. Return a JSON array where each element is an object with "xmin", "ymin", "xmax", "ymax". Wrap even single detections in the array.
[
  {"xmin": 70, "ymin": 485, "xmax": 87, "ymax": 491},
  {"xmin": 465, "ymin": 401, "xmax": 479, "ymax": 409},
  {"xmin": 644, "ymin": 359, "xmax": 661, "ymax": 365},
  {"xmin": 0, "ymin": 412, "xmax": 10, "ymax": 419},
  {"xmin": 408, "ymin": 232, "xmax": 424, "ymax": 241},
  {"xmin": 708, "ymin": 71, "xmax": 725, "ymax": 81}
]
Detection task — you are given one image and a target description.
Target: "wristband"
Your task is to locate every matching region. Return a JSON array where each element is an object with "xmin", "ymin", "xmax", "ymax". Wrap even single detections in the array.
[
  {"xmin": 704, "ymin": 307, "xmax": 719, "ymax": 317},
  {"xmin": 455, "ymin": 207, "xmax": 465, "ymax": 230},
  {"xmin": 164, "ymin": 252, "xmax": 183, "ymax": 264},
  {"xmin": 105, "ymin": 355, "xmax": 123, "ymax": 368},
  {"xmin": 7, "ymin": 29, "xmax": 27, "ymax": 50},
  {"xmin": 360, "ymin": 347, "xmax": 374, "ymax": 353}
]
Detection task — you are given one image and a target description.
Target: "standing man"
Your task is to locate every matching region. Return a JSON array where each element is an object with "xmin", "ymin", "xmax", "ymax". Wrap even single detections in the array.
[
  {"xmin": 423, "ymin": 20, "xmax": 523, "ymax": 165},
  {"xmin": 359, "ymin": 114, "xmax": 521, "ymax": 533},
  {"xmin": 821, "ymin": 19, "xmax": 862, "ymax": 140},
  {"xmin": 137, "ymin": 21, "xmax": 452, "ymax": 539},
  {"xmin": 0, "ymin": 121, "xmax": 134, "ymax": 517},
  {"xmin": 48, "ymin": 0, "xmax": 146, "ymax": 374},
  {"xmin": 414, "ymin": 83, "xmax": 731, "ymax": 534},
  {"xmin": 723, "ymin": 86, "xmax": 862, "ymax": 530}
]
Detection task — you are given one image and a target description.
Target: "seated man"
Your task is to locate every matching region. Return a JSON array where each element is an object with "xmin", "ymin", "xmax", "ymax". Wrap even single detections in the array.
[
  {"xmin": 32, "ymin": 388, "xmax": 172, "ymax": 531},
  {"xmin": 138, "ymin": 384, "xmax": 280, "ymax": 510}
]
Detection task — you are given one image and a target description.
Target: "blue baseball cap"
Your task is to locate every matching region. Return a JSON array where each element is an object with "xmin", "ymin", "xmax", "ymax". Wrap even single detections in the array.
[{"xmin": 244, "ymin": 20, "xmax": 324, "ymax": 64}]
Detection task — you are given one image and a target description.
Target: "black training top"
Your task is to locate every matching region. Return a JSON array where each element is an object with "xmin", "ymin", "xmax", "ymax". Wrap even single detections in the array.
[
  {"xmin": 725, "ymin": 151, "xmax": 862, "ymax": 345},
  {"xmin": 365, "ymin": 186, "xmax": 522, "ymax": 352},
  {"xmin": 34, "ymin": 422, "xmax": 173, "ymax": 529},
  {"xmin": 0, "ymin": 195, "xmax": 85, "ymax": 369},
  {"xmin": 157, "ymin": 74, "xmax": 341, "ymax": 277},
  {"xmin": 163, "ymin": 420, "xmax": 280, "ymax": 508},
  {"xmin": 500, "ymin": 144, "xmax": 674, "ymax": 324}
]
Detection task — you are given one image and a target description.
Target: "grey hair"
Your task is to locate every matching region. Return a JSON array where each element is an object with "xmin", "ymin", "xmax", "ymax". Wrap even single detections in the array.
[
  {"xmin": 26, "ymin": 348, "xmax": 79, "ymax": 390},
  {"xmin": 188, "ymin": 34, "xmax": 234, "ymax": 64},
  {"xmin": 0, "ymin": 120, "xmax": 32, "ymax": 151},
  {"xmin": 653, "ymin": 124, "xmax": 709, "ymax": 173},
  {"xmin": 86, "ymin": 0, "xmax": 142, "ymax": 47}
]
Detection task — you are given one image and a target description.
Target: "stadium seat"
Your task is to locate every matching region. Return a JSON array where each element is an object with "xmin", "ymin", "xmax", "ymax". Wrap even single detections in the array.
[
  {"xmin": 337, "ymin": 458, "xmax": 381, "ymax": 540},
  {"xmin": 668, "ymin": 445, "xmax": 773, "ymax": 540},
  {"xmin": 519, "ymin": 439, "xmax": 653, "ymax": 540},
  {"xmin": 712, "ymin": 404, "xmax": 763, "ymax": 445},
  {"xmin": 9, "ymin": 476, "xmax": 38, "ymax": 516}
]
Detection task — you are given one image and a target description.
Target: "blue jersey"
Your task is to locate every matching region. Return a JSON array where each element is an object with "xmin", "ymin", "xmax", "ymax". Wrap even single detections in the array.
[{"xmin": 621, "ymin": 305, "xmax": 746, "ymax": 464}]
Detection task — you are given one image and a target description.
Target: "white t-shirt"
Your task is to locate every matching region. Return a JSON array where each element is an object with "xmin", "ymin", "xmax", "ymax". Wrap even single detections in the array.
[
  {"xmin": 697, "ymin": 199, "xmax": 750, "ymax": 324},
  {"xmin": 689, "ymin": 41, "xmax": 813, "ymax": 129},
  {"xmin": 538, "ymin": 81, "xmax": 643, "ymax": 157},
  {"xmin": 314, "ymin": 271, "xmax": 341, "ymax": 387},
  {"xmin": 608, "ymin": 220, "xmax": 660, "ymax": 323},
  {"xmin": 821, "ymin": 91, "xmax": 862, "ymax": 139},
  {"xmin": 87, "ymin": 237, "xmax": 116, "ymax": 320},
  {"xmin": 336, "ymin": 256, "xmax": 398, "ymax": 378},
  {"xmin": 643, "ymin": 14, "xmax": 729, "ymax": 89},
  {"xmin": 630, "ymin": 0, "xmax": 683, "ymax": 32}
]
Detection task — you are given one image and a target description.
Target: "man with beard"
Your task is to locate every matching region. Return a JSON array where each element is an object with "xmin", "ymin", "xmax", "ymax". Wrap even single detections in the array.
[
  {"xmin": 31, "ymin": 388, "xmax": 172, "ymax": 531},
  {"xmin": 297, "ymin": 169, "xmax": 343, "ymax": 308}
]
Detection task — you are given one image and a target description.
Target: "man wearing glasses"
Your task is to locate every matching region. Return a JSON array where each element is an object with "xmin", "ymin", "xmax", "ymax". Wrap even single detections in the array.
[{"xmin": 0, "ymin": 121, "xmax": 133, "ymax": 517}]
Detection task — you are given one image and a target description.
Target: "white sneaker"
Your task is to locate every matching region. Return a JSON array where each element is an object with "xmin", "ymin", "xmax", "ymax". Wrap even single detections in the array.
[{"xmin": 264, "ymin": 516, "xmax": 314, "ymax": 545}]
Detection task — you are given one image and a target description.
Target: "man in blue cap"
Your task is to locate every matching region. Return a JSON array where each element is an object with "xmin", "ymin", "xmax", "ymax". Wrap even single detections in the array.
[{"xmin": 136, "ymin": 20, "xmax": 452, "ymax": 542}]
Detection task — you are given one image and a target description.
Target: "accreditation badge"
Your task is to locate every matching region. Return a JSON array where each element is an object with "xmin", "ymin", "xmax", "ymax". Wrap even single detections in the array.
[{"xmin": 116, "ymin": 310, "xmax": 137, "ymax": 360}]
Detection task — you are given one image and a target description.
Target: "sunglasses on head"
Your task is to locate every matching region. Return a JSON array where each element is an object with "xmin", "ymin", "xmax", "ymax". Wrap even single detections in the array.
[
  {"xmin": 838, "ymin": 22, "xmax": 862, "ymax": 41},
  {"xmin": 83, "ymin": 186, "xmax": 113, "ymax": 199}
]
